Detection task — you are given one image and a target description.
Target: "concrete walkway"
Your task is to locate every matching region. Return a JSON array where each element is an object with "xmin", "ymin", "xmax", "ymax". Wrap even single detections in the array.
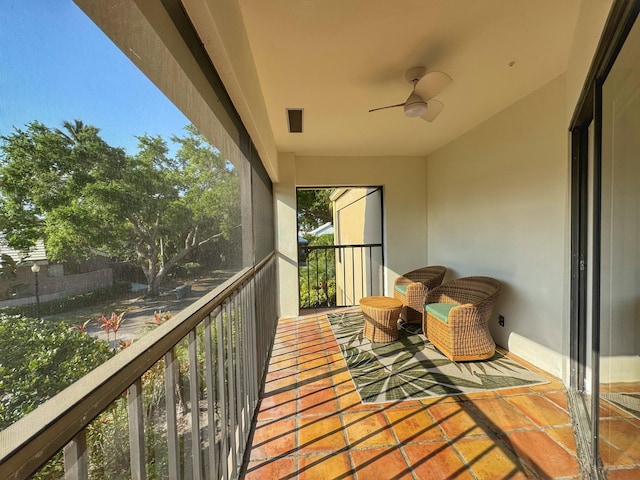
[{"xmin": 80, "ymin": 272, "xmax": 235, "ymax": 347}]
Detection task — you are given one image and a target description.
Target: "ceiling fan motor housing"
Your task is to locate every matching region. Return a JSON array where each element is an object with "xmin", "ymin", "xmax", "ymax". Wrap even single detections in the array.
[
  {"xmin": 404, "ymin": 93, "xmax": 428, "ymax": 117},
  {"xmin": 405, "ymin": 66, "xmax": 427, "ymax": 83}
]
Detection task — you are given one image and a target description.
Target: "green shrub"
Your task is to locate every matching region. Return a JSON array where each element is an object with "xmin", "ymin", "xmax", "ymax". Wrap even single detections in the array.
[
  {"xmin": 299, "ymin": 236, "xmax": 337, "ymax": 308},
  {"xmin": 308, "ymin": 233, "xmax": 334, "ymax": 246},
  {"xmin": 0, "ymin": 314, "xmax": 114, "ymax": 429}
]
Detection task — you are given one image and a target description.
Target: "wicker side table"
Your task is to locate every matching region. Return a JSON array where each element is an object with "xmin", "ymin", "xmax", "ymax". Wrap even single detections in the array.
[{"xmin": 359, "ymin": 296, "xmax": 403, "ymax": 343}]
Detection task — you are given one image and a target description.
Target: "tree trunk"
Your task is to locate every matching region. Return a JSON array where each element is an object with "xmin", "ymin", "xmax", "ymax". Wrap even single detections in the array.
[{"xmin": 147, "ymin": 269, "xmax": 168, "ymax": 298}]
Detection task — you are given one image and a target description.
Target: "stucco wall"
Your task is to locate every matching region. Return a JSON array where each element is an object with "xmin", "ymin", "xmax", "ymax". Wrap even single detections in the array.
[
  {"xmin": 274, "ymin": 153, "xmax": 299, "ymax": 317},
  {"xmin": 333, "ymin": 188, "xmax": 384, "ymax": 304},
  {"xmin": 426, "ymin": 74, "xmax": 568, "ymax": 377},
  {"xmin": 332, "ymin": 188, "xmax": 382, "ymax": 245},
  {"xmin": 421, "ymin": 0, "xmax": 614, "ymax": 380}
]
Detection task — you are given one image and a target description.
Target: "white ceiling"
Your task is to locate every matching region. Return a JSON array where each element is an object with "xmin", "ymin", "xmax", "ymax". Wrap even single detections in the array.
[{"xmin": 235, "ymin": 0, "xmax": 581, "ymax": 157}]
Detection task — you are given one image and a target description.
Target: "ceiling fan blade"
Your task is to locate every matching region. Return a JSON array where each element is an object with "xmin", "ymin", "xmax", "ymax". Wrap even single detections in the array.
[
  {"xmin": 421, "ymin": 99, "xmax": 444, "ymax": 122},
  {"xmin": 368, "ymin": 102, "xmax": 405, "ymax": 113},
  {"xmin": 414, "ymin": 71, "xmax": 452, "ymax": 101}
]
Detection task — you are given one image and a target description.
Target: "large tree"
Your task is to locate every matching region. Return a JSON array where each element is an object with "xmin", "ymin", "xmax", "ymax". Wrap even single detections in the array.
[
  {"xmin": 297, "ymin": 189, "xmax": 333, "ymax": 232},
  {"xmin": 0, "ymin": 120, "xmax": 239, "ymax": 296}
]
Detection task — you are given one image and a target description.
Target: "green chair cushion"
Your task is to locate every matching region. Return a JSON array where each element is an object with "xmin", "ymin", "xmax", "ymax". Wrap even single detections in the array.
[
  {"xmin": 394, "ymin": 284, "xmax": 407, "ymax": 295},
  {"xmin": 424, "ymin": 303, "xmax": 457, "ymax": 323}
]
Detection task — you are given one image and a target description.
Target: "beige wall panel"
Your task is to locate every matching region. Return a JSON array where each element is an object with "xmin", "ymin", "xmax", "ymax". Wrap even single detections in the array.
[
  {"xmin": 274, "ymin": 153, "xmax": 299, "ymax": 317},
  {"xmin": 427, "ymin": 74, "xmax": 567, "ymax": 376}
]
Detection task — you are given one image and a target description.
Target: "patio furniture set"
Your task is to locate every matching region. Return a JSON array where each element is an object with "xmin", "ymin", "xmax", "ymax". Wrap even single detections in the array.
[{"xmin": 359, "ymin": 266, "xmax": 501, "ymax": 362}]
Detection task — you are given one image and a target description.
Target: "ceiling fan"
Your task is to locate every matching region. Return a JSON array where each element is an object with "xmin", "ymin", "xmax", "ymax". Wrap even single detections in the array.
[{"xmin": 369, "ymin": 66, "xmax": 452, "ymax": 122}]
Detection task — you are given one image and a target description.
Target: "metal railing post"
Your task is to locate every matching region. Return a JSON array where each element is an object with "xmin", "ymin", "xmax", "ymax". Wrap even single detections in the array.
[
  {"xmin": 128, "ymin": 379, "xmax": 146, "ymax": 480},
  {"xmin": 63, "ymin": 431, "xmax": 87, "ymax": 480}
]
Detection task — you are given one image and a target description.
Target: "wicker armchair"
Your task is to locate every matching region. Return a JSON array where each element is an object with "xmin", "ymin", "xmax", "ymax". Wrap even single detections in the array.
[
  {"xmin": 393, "ymin": 266, "xmax": 446, "ymax": 324},
  {"xmin": 423, "ymin": 276, "xmax": 501, "ymax": 361}
]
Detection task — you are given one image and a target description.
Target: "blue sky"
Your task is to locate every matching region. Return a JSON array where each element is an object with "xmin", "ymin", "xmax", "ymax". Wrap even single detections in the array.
[{"xmin": 0, "ymin": 1, "xmax": 190, "ymax": 154}]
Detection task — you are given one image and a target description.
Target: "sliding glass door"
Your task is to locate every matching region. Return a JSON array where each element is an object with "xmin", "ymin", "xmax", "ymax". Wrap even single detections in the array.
[
  {"xmin": 598, "ymin": 16, "xmax": 640, "ymax": 469},
  {"xmin": 570, "ymin": 3, "xmax": 640, "ymax": 477}
]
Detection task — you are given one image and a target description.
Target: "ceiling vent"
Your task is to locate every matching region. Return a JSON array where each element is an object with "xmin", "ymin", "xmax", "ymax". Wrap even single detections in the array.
[{"xmin": 286, "ymin": 108, "xmax": 303, "ymax": 133}]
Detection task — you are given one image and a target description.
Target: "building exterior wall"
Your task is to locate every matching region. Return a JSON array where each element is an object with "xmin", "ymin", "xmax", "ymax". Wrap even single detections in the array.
[{"xmin": 332, "ymin": 188, "xmax": 383, "ymax": 305}]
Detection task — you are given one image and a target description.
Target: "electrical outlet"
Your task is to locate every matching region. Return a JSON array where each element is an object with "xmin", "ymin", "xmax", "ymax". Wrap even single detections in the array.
[{"xmin": 498, "ymin": 315, "xmax": 505, "ymax": 327}]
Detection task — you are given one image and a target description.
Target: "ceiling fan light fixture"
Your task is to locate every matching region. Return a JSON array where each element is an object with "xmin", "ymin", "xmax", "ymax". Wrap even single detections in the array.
[
  {"xmin": 368, "ymin": 67, "xmax": 450, "ymax": 122},
  {"xmin": 403, "ymin": 94, "xmax": 428, "ymax": 117}
]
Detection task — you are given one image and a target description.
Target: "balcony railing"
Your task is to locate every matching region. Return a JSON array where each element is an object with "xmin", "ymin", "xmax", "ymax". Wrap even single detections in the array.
[
  {"xmin": 298, "ymin": 243, "xmax": 383, "ymax": 309},
  {"xmin": 0, "ymin": 253, "xmax": 277, "ymax": 480}
]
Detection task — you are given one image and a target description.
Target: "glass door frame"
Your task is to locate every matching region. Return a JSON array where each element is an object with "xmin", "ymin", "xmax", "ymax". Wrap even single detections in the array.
[{"xmin": 569, "ymin": 1, "xmax": 640, "ymax": 476}]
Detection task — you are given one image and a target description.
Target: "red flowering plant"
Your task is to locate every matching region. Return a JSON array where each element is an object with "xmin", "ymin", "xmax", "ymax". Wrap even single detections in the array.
[
  {"xmin": 71, "ymin": 318, "xmax": 92, "ymax": 334},
  {"xmin": 146, "ymin": 310, "xmax": 172, "ymax": 327},
  {"xmin": 97, "ymin": 312, "xmax": 126, "ymax": 348}
]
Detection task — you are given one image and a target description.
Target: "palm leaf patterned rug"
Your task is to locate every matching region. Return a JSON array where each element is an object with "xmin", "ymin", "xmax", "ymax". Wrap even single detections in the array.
[{"xmin": 327, "ymin": 311, "xmax": 549, "ymax": 403}]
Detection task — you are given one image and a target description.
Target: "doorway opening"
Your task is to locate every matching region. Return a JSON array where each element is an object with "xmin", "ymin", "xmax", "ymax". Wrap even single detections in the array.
[{"xmin": 297, "ymin": 187, "xmax": 384, "ymax": 310}]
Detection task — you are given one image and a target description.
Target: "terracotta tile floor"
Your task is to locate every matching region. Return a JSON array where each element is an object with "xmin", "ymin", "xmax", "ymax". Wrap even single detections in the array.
[{"xmin": 242, "ymin": 310, "xmax": 639, "ymax": 479}]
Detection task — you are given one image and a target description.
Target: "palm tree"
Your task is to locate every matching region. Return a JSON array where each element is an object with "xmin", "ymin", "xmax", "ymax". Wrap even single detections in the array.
[{"xmin": 54, "ymin": 119, "xmax": 89, "ymax": 145}]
